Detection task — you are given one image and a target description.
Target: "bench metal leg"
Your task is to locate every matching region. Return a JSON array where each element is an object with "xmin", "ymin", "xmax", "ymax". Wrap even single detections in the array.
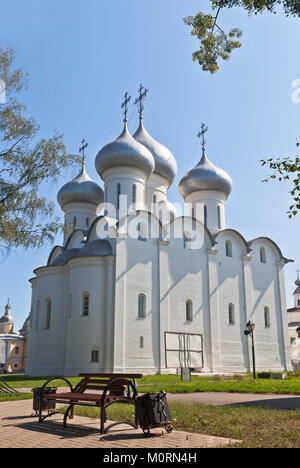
[{"xmin": 63, "ymin": 403, "xmax": 74, "ymax": 429}]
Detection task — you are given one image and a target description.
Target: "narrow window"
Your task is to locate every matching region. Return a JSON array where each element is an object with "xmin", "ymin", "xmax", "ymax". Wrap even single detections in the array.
[
  {"xmin": 73, "ymin": 216, "xmax": 76, "ymax": 228},
  {"xmin": 35, "ymin": 300, "xmax": 40, "ymax": 331},
  {"xmin": 82, "ymin": 293, "xmax": 89, "ymax": 316},
  {"xmin": 186, "ymin": 300, "xmax": 193, "ymax": 321},
  {"xmin": 86, "ymin": 217, "xmax": 89, "ymax": 228},
  {"xmin": 91, "ymin": 348, "xmax": 99, "ymax": 363},
  {"xmin": 217, "ymin": 206, "xmax": 221, "ymax": 230},
  {"xmin": 138, "ymin": 222, "xmax": 147, "ymax": 241},
  {"xmin": 228, "ymin": 303, "xmax": 235, "ymax": 325},
  {"xmin": 260, "ymin": 247, "xmax": 266, "ymax": 263},
  {"xmin": 226, "ymin": 240, "xmax": 232, "ymax": 257},
  {"xmin": 264, "ymin": 306, "xmax": 270, "ymax": 328},
  {"xmin": 204, "ymin": 205, "xmax": 208, "ymax": 227},
  {"xmin": 68, "ymin": 294, "xmax": 72, "ymax": 318},
  {"xmin": 45, "ymin": 299, "xmax": 51, "ymax": 329},
  {"xmin": 192, "ymin": 207, "xmax": 195, "ymax": 219},
  {"xmin": 184, "ymin": 232, "xmax": 191, "ymax": 249},
  {"xmin": 15, "ymin": 346, "xmax": 19, "ymax": 355},
  {"xmin": 138, "ymin": 294, "xmax": 146, "ymax": 318},
  {"xmin": 117, "ymin": 183, "xmax": 121, "ymax": 210},
  {"xmin": 140, "ymin": 336, "xmax": 144, "ymax": 348},
  {"xmin": 153, "ymin": 195, "xmax": 157, "ymax": 204},
  {"xmin": 298, "ymin": 299, "xmax": 300, "ymax": 307},
  {"xmin": 132, "ymin": 184, "xmax": 136, "ymax": 204}
]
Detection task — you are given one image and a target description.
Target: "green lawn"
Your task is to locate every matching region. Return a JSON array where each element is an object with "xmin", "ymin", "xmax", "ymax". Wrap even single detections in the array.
[
  {"xmin": 2, "ymin": 373, "xmax": 300, "ymax": 395},
  {"xmin": 63, "ymin": 401, "xmax": 300, "ymax": 448}
]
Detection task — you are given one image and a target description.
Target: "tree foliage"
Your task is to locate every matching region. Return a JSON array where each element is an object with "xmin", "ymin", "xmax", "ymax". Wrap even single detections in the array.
[
  {"xmin": 0, "ymin": 45, "xmax": 78, "ymax": 253},
  {"xmin": 261, "ymin": 141, "xmax": 300, "ymax": 217},
  {"xmin": 184, "ymin": 0, "xmax": 300, "ymax": 73}
]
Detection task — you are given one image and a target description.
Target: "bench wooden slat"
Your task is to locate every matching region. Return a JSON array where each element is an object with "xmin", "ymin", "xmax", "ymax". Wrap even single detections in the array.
[
  {"xmin": 78, "ymin": 373, "xmax": 143, "ymax": 379},
  {"xmin": 44, "ymin": 392, "xmax": 132, "ymax": 403}
]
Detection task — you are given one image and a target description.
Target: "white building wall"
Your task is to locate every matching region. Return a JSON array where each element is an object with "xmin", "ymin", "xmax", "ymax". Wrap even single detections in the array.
[
  {"xmin": 213, "ymin": 234, "xmax": 249, "ymax": 372},
  {"xmin": 248, "ymin": 241, "xmax": 291, "ymax": 371},
  {"xmin": 64, "ymin": 258, "xmax": 107, "ymax": 376}
]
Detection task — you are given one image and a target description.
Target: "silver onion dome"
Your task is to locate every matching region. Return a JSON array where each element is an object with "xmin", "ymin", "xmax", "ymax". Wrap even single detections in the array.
[
  {"xmin": 57, "ymin": 164, "xmax": 104, "ymax": 209},
  {"xmin": 95, "ymin": 122, "xmax": 155, "ymax": 180},
  {"xmin": 133, "ymin": 121, "xmax": 177, "ymax": 187},
  {"xmin": 179, "ymin": 151, "xmax": 233, "ymax": 199}
]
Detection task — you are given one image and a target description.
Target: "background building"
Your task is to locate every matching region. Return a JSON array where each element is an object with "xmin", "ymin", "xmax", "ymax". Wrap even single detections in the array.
[
  {"xmin": 287, "ymin": 276, "xmax": 300, "ymax": 370},
  {"xmin": 0, "ymin": 300, "xmax": 30, "ymax": 373}
]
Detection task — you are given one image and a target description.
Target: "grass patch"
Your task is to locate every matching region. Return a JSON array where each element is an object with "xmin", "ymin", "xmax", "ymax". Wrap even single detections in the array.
[
  {"xmin": 0, "ymin": 393, "xmax": 33, "ymax": 403},
  {"xmin": 64, "ymin": 401, "xmax": 300, "ymax": 448},
  {"xmin": 2, "ymin": 374, "xmax": 300, "ymax": 395}
]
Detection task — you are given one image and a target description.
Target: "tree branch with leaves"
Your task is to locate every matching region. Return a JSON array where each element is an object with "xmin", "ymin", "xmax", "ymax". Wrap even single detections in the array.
[{"xmin": 0, "ymin": 45, "xmax": 79, "ymax": 253}]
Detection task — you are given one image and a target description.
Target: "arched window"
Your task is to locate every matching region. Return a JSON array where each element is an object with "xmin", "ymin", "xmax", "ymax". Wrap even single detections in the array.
[
  {"xmin": 204, "ymin": 205, "xmax": 208, "ymax": 226},
  {"xmin": 217, "ymin": 206, "xmax": 221, "ymax": 230},
  {"xmin": 228, "ymin": 303, "xmax": 235, "ymax": 325},
  {"xmin": 260, "ymin": 247, "xmax": 266, "ymax": 263},
  {"xmin": 138, "ymin": 294, "xmax": 146, "ymax": 318},
  {"xmin": 45, "ymin": 299, "xmax": 51, "ymax": 329},
  {"xmin": 153, "ymin": 195, "xmax": 157, "ymax": 204},
  {"xmin": 132, "ymin": 184, "xmax": 136, "ymax": 204},
  {"xmin": 82, "ymin": 292, "xmax": 89, "ymax": 316},
  {"xmin": 264, "ymin": 306, "xmax": 270, "ymax": 328},
  {"xmin": 117, "ymin": 183, "xmax": 121, "ymax": 210},
  {"xmin": 140, "ymin": 336, "xmax": 144, "ymax": 348},
  {"xmin": 186, "ymin": 300, "xmax": 193, "ymax": 321},
  {"xmin": 226, "ymin": 240, "xmax": 232, "ymax": 257}
]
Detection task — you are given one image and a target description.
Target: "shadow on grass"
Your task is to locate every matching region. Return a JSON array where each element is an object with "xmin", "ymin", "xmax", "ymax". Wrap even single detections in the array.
[{"xmin": 230, "ymin": 397, "xmax": 300, "ymax": 411}]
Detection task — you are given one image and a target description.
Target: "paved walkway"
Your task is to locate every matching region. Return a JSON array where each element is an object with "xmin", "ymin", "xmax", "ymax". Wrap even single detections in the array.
[
  {"xmin": 0, "ymin": 399, "xmax": 239, "ymax": 448},
  {"xmin": 167, "ymin": 392, "xmax": 300, "ymax": 411},
  {"xmin": 17, "ymin": 388, "xmax": 300, "ymax": 410}
]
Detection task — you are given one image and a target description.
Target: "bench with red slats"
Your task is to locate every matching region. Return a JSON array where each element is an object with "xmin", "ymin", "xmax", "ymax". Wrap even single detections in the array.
[{"xmin": 37, "ymin": 373, "xmax": 143, "ymax": 434}]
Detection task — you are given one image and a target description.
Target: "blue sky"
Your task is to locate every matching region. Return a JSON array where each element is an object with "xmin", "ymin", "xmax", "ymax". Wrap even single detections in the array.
[{"xmin": 1, "ymin": 0, "xmax": 300, "ymax": 330}]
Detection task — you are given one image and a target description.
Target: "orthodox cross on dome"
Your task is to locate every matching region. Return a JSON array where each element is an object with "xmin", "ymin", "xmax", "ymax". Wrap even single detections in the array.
[
  {"xmin": 79, "ymin": 138, "xmax": 88, "ymax": 168},
  {"xmin": 197, "ymin": 123, "xmax": 208, "ymax": 153},
  {"xmin": 134, "ymin": 84, "xmax": 149, "ymax": 121},
  {"xmin": 297, "ymin": 268, "xmax": 300, "ymax": 280},
  {"xmin": 121, "ymin": 92, "xmax": 131, "ymax": 122}
]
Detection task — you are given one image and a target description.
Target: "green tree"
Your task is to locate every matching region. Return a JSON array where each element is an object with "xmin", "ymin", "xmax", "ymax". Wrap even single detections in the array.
[
  {"xmin": 0, "ymin": 45, "xmax": 78, "ymax": 253},
  {"xmin": 261, "ymin": 141, "xmax": 300, "ymax": 218},
  {"xmin": 184, "ymin": 1, "xmax": 300, "ymax": 74}
]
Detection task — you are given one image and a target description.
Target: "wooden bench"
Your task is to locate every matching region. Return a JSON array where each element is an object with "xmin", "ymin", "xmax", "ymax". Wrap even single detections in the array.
[{"xmin": 37, "ymin": 373, "xmax": 143, "ymax": 434}]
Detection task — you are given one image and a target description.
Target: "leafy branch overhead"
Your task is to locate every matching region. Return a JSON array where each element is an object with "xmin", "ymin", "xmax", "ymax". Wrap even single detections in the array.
[
  {"xmin": 0, "ymin": 45, "xmax": 79, "ymax": 252},
  {"xmin": 184, "ymin": 1, "xmax": 300, "ymax": 74},
  {"xmin": 261, "ymin": 141, "xmax": 300, "ymax": 217}
]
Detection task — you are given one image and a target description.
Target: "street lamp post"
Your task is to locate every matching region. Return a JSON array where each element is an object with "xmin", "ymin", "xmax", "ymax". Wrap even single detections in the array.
[{"xmin": 244, "ymin": 321, "xmax": 256, "ymax": 379}]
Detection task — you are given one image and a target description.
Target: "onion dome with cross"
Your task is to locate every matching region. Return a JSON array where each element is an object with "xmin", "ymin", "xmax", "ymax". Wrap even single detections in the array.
[
  {"xmin": 95, "ymin": 92, "xmax": 155, "ymax": 180},
  {"xmin": 58, "ymin": 139, "xmax": 104, "ymax": 240},
  {"xmin": 132, "ymin": 85, "xmax": 177, "ymax": 188},
  {"xmin": 179, "ymin": 124, "xmax": 232, "ymax": 233},
  {"xmin": 58, "ymin": 140, "xmax": 104, "ymax": 209}
]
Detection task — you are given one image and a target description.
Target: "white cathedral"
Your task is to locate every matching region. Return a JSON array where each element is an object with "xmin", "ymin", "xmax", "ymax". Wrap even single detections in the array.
[{"xmin": 26, "ymin": 89, "xmax": 293, "ymax": 376}]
